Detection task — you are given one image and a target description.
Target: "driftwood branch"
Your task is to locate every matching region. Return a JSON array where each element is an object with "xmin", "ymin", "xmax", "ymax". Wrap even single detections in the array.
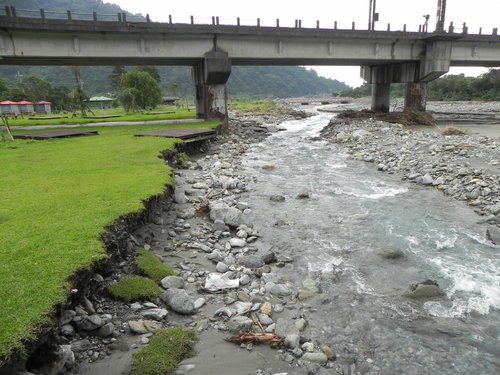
[{"xmin": 226, "ymin": 332, "xmax": 284, "ymax": 348}]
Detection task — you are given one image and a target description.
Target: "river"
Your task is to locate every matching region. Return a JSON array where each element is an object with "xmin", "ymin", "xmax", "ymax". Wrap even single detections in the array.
[{"xmin": 241, "ymin": 111, "xmax": 500, "ymax": 374}]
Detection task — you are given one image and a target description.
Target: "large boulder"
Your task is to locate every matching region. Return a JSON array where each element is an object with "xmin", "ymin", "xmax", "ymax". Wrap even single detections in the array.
[
  {"xmin": 209, "ymin": 202, "xmax": 244, "ymax": 228},
  {"xmin": 486, "ymin": 226, "xmax": 500, "ymax": 245},
  {"xmin": 404, "ymin": 280, "xmax": 445, "ymax": 299},
  {"xmin": 160, "ymin": 288, "xmax": 195, "ymax": 315}
]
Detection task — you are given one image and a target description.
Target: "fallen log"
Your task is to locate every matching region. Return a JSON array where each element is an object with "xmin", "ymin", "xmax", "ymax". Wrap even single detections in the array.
[{"xmin": 225, "ymin": 332, "xmax": 284, "ymax": 348}]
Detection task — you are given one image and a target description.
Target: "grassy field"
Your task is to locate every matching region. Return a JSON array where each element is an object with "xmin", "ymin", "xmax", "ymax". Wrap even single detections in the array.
[
  {"xmin": 7, "ymin": 106, "xmax": 196, "ymax": 127},
  {"xmin": 229, "ymin": 99, "xmax": 277, "ymax": 113},
  {"xmin": 0, "ymin": 121, "xmax": 218, "ymax": 361}
]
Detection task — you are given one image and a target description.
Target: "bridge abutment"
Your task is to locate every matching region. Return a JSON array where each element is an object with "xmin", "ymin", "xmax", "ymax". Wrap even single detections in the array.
[{"xmin": 192, "ymin": 50, "xmax": 232, "ymax": 130}]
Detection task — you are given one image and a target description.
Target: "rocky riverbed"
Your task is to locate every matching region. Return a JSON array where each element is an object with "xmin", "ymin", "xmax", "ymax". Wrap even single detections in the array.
[
  {"xmin": 319, "ymin": 115, "xmax": 500, "ymax": 243},
  {"xmin": 18, "ymin": 101, "xmax": 500, "ymax": 375}
]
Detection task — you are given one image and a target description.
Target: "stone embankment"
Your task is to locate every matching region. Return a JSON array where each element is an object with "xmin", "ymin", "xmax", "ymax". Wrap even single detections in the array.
[{"xmin": 320, "ymin": 116, "xmax": 500, "ymax": 244}]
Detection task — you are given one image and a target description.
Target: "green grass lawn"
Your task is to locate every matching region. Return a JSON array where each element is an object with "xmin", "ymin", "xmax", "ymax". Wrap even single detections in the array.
[
  {"xmin": 229, "ymin": 99, "xmax": 277, "ymax": 113},
  {"xmin": 0, "ymin": 121, "xmax": 218, "ymax": 361},
  {"xmin": 8, "ymin": 106, "xmax": 196, "ymax": 127}
]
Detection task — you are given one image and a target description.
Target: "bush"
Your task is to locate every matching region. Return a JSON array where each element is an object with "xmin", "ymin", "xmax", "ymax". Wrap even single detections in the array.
[
  {"xmin": 136, "ymin": 248, "xmax": 176, "ymax": 283},
  {"xmin": 107, "ymin": 276, "xmax": 160, "ymax": 302},
  {"xmin": 132, "ymin": 327, "xmax": 197, "ymax": 375}
]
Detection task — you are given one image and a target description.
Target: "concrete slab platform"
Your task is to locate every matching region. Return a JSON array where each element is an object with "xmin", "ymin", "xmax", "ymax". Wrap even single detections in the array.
[
  {"xmin": 14, "ymin": 130, "xmax": 99, "ymax": 140},
  {"xmin": 134, "ymin": 128, "xmax": 217, "ymax": 140}
]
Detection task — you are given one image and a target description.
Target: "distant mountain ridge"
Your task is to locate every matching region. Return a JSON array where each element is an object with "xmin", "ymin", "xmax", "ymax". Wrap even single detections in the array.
[{"xmin": 0, "ymin": 0, "xmax": 349, "ymax": 97}]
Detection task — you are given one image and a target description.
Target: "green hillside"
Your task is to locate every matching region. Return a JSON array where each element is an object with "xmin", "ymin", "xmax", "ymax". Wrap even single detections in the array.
[{"xmin": 0, "ymin": 0, "xmax": 349, "ymax": 98}]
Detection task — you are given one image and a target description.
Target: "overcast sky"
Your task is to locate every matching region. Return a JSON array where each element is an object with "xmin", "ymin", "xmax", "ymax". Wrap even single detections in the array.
[{"xmin": 111, "ymin": 0, "xmax": 500, "ymax": 87}]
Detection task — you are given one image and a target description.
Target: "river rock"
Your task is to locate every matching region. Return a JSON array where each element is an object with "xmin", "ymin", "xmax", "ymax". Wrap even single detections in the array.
[
  {"xmin": 405, "ymin": 280, "xmax": 445, "ymax": 299},
  {"xmin": 213, "ymin": 219, "xmax": 229, "ymax": 232},
  {"xmin": 61, "ymin": 324, "xmax": 75, "ymax": 336},
  {"xmin": 230, "ymin": 238, "xmax": 247, "ymax": 248},
  {"xmin": 210, "ymin": 202, "xmax": 245, "ymax": 228},
  {"xmin": 418, "ymin": 174, "xmax": 434, "ymax": 185},
  {"xmin": 321, "ymin": 345, "xmax": 336, "ymax": 360},
  {"xmin": 161, "ymin": 276, "xmax": 185, "ymax": 289},
  {"xmin": 486, "ymin": 226, "xmax": 500, "ymax": 245},
  {"xmin": 239, "ymin": 274, "xmax": 251, "ymax": 285},
  {"xmin": 60, "ymin": 310, "xmax": 76, "ymax": 325},
  {"xmin": 270, "ymin": 194, "xmax": 286, "ymax": 202},
  {"xmin": 284, "ymin": 334, "xmax": 300, "ymax": 349},
  {"xmin": 239, "ymin": 255, "xmax": 265, "ymax": 269},
  {"xmin": 302, "ymin": 352, "xmax": 328, "ymax": 364},
  {"xmin": 379, "ymin": 246, "xmax": 405, "ymax": 259},
  {"xmin": 194, "ymin": 297, "xmax": 206, "ymax": 309},
  {"xmin": 70, "ymin": 339, "xmax": 91, "ymax": 353},
  {"xmin": 193, "ymin": 182, "xmax": 208, "ymax": 189},
  {"xmin": 265, "ymin": 282, "xmax": 292, "ymax": 296},
  {"xmin": 160, "ymin": 289, "xmax": 195, "ymax": 314},
  {"xmin": 174, "ymin": 190, "xmax": 188, "ymax": 204},
  {"xmin": 128, "ymin": 319, "xmax": 162, "ymax": 334},
  {"xmin": 78, "ymin": 314, "xmax": 103, "ymax": 331},
  {"xmin": 216, "ymin": 261, "xmax": 229, "ymax": 273},
  {"xmin": 227, "ymin": 316, "xmax": 254, "ymax": 332},
  {"xmin": 178, "ymin": 208, "xmax": 195, "ymax": 220},
  {"xmin": 97, "ymin": 322, "xmax": 115, "ymax": 338},
  {"xmin": 259, "ymin": 313, "xmax": 273, "ymax": 326},
  {"xmin": 275, "ymin": 318, "xmax": 299, "ymax": 337},
  {"xmin": 141, "ymin": 308, "xmax": 168, "ymax": 321}
]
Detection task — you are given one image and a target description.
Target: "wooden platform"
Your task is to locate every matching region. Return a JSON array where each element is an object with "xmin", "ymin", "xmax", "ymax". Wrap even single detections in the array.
[
  {"xmin": 135, "ymin": 128, "xmax": 217, "ymax": 143},
  {"xmin": 14, "ymin": 130, "xmax": 99, "ymax": 140}
]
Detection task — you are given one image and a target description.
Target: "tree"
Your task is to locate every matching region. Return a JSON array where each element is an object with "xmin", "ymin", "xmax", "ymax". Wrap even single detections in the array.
[
  {"xmin": 135, "ymin": 66, "xmax": 161, "ymax": 83},
  {"xmin": 119, "ymin": 71, "xmax": 162, "ymax": 111},
  {"xmin": 0, "ymin": 78, "xmax": 9, "ymax": 100},
  {"xmin": 70, "ymin": 66, "xmax": 89, "ymax": 116},
  {"xmin": 8, "ymin": 75, "xmax": 52, "ymax": 101},
  {"xmin": 109, "ymin": 65, "xmax": 126, "ymax": 92}
]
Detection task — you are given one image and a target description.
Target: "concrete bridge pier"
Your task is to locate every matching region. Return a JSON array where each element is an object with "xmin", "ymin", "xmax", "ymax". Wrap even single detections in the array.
[
  {"xmin": 405, "ymin": 82, "xmax": 427, "ymax": 111},
  {"xmin": 192, "ymin": 50, "xmax": 232, "ymax": 129},
  {"xmin": 362, "ymin": 62, "xmax": 432, "ymax": 113},
  {"xmin": 371, "ymin": 82, "xmax": 391, "ymax": 113}
]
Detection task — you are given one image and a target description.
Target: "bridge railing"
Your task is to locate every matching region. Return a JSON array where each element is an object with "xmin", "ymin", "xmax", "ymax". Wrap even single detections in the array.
[{"xmin": 1, "ymin": 6, "xmax": 498, "ymax": 36}]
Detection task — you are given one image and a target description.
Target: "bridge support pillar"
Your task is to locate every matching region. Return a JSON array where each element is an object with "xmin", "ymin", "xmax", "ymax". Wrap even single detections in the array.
[
  {"xmin": 192, "ymin": 50, "xmax": 232, "ymax": 130},
  {"xmin": 371, "ymin": 83, "xmax": 391, "ymax": 113},
  {"xmin": 405, "ymin": 82, "xmax": 427, "ymax": 112}
]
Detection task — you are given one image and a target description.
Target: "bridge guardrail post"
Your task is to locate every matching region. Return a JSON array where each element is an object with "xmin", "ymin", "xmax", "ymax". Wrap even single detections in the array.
[
  {"xmin": 257, "ymin": 18, "xmax": 260, "ymax": 27},
  {"xmin": 190, "ymin": 15, "xmax": 194, "ymax": 25},
  {"xmin": 67, "ymin": 10, "xmax": 72, "ymax": 21},
  {"xmin": 316, "ymin": 20, "xmax": 320, "ymax": 29},
  {"xmin": 403, "ymin": 24, "xmax": 407, "ymax": 32},
  {"xmin": 93, "ymin": 12, "xmax": 97, "ymax": 22},
  {"xmin": 493, "ymin": 28, "xmax": 498, "ymax": 36},
  {"xmin": 117, "ymin": 13, "xmax": 122, "ymax": 22},
  {"xmin": 122, "ymin": 13, "xmax": 127, "ymax": 22},
  {"xmin": 237, "ymin": 17, "xmax": 240, "ymax": 26},
  {"xmin": 40, "ymin": 9, "xmax": 45, "ymax": 20},
  {"xmin": 146, "ymin": 14, "xmax": 150, "ymax": 23},
  {"xmin": 5, "ymin": 6, "xmax": 11, "ymax": 18},
  {"xmin": 334, "ymin": 21, "xmax": 337, "ymax": 29},
  {"xmin": 10, "ymin": 6, "xmax": 16, "ymax": 18},
  {"xmin": 168, "ymin": 15, "xmax": 172, "ymax": 24},
  {"xmin": 352, "ymin": 21, "xmax": 355, "ymax": 30},
  {"xmin": 276, "ymin": 19, "xmax": 279, "ymax": 27},
  {"xmin": 216, "ymin": 16, "xmax": 219, "ymax": 25}
]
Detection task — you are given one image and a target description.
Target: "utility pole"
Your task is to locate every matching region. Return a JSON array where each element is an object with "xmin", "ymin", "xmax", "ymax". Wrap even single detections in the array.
[
  {"xmin": 368, "ymin": 0, "xmax": 378, "ymax": 31},
  {"xmin": 436, "ymin": 0, "xmax": 447, "ymax": 32}
]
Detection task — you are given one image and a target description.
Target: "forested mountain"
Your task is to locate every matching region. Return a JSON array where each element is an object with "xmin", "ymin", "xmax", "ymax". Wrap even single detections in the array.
[{"xmin": 0, "ymin": 0, "xmax": 348, "ymax": 98}]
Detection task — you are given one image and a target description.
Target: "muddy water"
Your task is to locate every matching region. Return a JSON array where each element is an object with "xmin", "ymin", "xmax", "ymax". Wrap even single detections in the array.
[{"xmin": 242, "ymin": 112, "xmax": 500, "ymax": 374}]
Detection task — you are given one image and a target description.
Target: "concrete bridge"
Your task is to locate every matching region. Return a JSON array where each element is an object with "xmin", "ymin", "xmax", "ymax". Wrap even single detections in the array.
[{"xmin": 1, "ymin": 6, "xmax": 500, "ymax": 125}]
